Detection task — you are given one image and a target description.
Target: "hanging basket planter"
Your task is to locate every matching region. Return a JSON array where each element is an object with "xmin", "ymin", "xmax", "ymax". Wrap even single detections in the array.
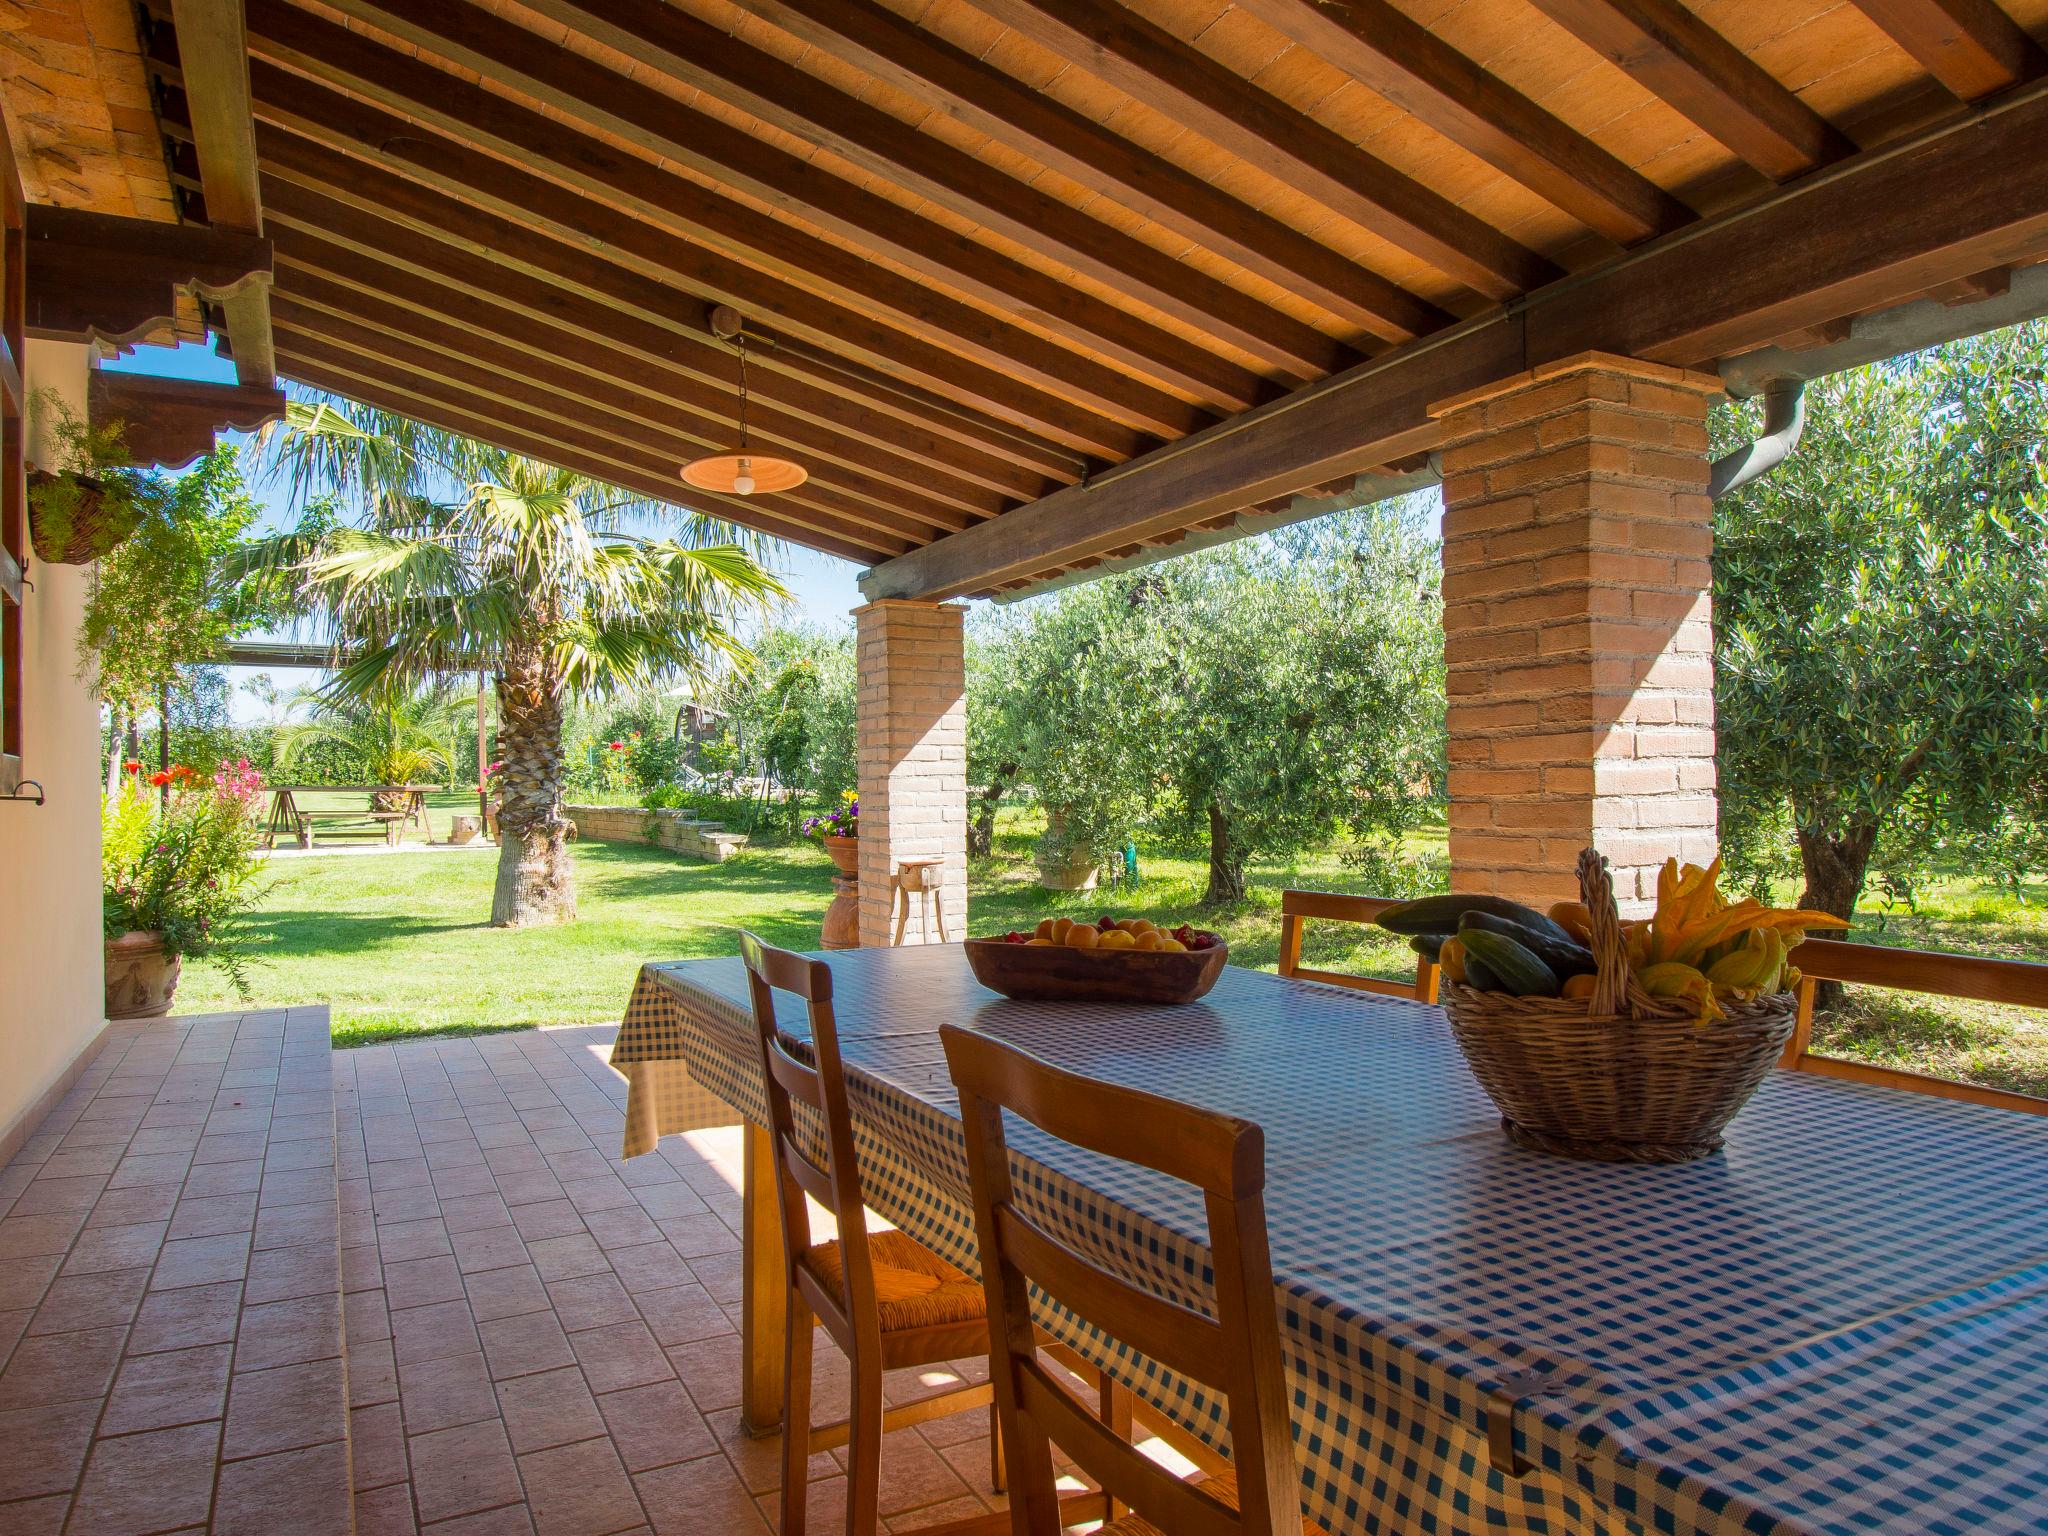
[{"xmin": 27, "ymin": 468, "xmax": 142, "ymax": 565}]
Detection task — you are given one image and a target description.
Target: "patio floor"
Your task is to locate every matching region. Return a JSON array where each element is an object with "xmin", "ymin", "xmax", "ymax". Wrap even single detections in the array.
[{"xmin": 0, "ymin": 1012, "xmax": 1007, "ymax": 1535}]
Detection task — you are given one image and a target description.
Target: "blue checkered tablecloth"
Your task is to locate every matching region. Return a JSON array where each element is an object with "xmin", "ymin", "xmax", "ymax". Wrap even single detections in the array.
[{"xmin": 611, "ymin": 946, "xmax": 2048, "ymax": 1536}]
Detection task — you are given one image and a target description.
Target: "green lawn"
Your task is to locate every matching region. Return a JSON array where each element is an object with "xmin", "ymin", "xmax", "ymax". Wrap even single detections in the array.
[{"xmin": 179, "ymin": 803, "xmax": 2048, "ymax": 1094}]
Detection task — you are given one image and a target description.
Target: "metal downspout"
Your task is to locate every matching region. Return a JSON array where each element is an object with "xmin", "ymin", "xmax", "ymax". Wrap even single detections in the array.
[{"xmin": 1710, "ymin": 381, "xmax": 1807, "ymax": 500}]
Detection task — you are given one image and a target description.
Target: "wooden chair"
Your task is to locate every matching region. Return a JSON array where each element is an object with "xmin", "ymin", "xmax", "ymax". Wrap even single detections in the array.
[
  {"xmin": 939, "ymin": 1023, "xmax": 1330, "ymax": 1536},
  {"xmin": 1781, "ymin": 936, "xmax": 2048, "ymax": 1116},
  {"xmin": 738, "ymin": 932, "xmax": 999, "ymax": 1536},
  {"xmin": 1277, "ymin": 890, "xmax": 1437, "ymax": 1002}
]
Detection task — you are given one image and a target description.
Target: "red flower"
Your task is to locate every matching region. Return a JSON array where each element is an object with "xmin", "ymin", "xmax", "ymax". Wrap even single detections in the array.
[
  {"xmin": 122, "ymin": 760, "xmax": 142, "ymax": 774},
  {"xmin": 607, "ymin": 741, "xmax": 625, "ymax": 751},
  {"xmin": 147, "ymin": 770, "xmax": 172, "ymax": 787}
]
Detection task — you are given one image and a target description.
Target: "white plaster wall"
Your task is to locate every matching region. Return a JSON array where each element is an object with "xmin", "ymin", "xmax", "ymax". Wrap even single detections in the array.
[{"xmin": 0, "ymin": 341, "xmax": 108, "ymax": 1151}]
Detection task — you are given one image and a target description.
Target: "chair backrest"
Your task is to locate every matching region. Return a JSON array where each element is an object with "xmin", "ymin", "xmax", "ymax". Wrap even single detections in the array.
[
  {"xmin": 1277, "ymin": 889, "xmax": 1436, "ymax": 1002},
  {"xmin": 1781, "ymin": 936, "xmax": 2048, "ymax": 1116},
  {"xmin": 737, "ymin": 931, "xmax": 887, "ymax": 1356},
  {"xmin": 939, "ymin": 1024, "xmax": 1299, "ymax": 1536}
]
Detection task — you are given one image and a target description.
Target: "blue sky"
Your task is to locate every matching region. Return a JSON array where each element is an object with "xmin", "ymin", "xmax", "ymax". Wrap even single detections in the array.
[{"xmin": 108, "ymin": 339, "xmax": 868, "ymax": 720}]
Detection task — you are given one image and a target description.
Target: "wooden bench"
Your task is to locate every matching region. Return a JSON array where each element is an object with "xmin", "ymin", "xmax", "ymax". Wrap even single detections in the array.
[{"xmin": 1277, "ymin": 890, "xmax": 1438, "ymax": 1002}]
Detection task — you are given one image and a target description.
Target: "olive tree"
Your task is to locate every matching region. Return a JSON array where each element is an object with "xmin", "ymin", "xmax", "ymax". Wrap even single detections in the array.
[{"xmin": 1713, "ymin": 323, "xmax": 2048, "ymax": 920}]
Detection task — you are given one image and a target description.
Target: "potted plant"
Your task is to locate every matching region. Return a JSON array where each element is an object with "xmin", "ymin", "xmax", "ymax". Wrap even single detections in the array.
[
  {"xmin": 1035, "ymin": 805, "xmax": 1105, "ymax": 892},
  {"xmin": 803, "ymin": 792, "xmax": 861, "ymax": 949},
  {"xmin": 274, "ymin": 686, "xmax": 456, "ymax": 811},
  {"xmin": 102, "ymin": 758, "xmax": 267, "ymax": 1019},
  {"xmin": 27, "ymin": 395, "xmax": 146, "ymax": 565}
]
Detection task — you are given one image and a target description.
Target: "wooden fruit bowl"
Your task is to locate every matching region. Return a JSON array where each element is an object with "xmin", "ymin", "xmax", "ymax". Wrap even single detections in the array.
[{"xmin": 963, "ymin": 934, "xmax": 1229, "ymax": 1005}]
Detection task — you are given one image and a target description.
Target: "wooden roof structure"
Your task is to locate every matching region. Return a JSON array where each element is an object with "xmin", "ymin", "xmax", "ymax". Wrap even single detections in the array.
[{"xmin": 14, "ymin": 0, "xmax": 2048, "ymax": 595}]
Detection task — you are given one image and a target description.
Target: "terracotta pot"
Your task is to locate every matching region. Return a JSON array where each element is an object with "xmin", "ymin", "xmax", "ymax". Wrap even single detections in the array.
[
  {"xmin": 105, "ymin": 930, "xmax": 181, "ymax": 1020},
  {"xmin": 820, "ymin": 874, "xmax": 860, "ymax": 951},
  {"xmin": 370, "ymin": 787, "xmax": 409, "ymax": 814},
  {"xmin": 1036, "ymin": 855, "xmax": 1099, "ymax": 892},
  {"xmin": 821, "ymin": 834, "xmax": 860, "ymax": 878}
]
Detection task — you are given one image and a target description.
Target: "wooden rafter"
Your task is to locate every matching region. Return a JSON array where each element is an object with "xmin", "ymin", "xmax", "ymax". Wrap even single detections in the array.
[
  {"xmin": 963, "ymin": 0, "xmax": 1556, "ymax": 300},
  {"xmin": 1526, "ymin": 0, "xmax": 1856, "ymax": 180},
  {"xmin": 163, "ymin": 0, "xmax": 275, "ymax": 385},
  {"xmin": 1849, "ymin": 0, "xmax": 2046, "ymax": 101},
  {"xmin": 867, "ymin": 77, "xmax": 2048, "ymax": 599},
  {"xmin": 663, "ymin": 0, "xmax": 1452, "ymax": 338},
  {"xmin": 250, "ymin": 0, "xmax": 1283, "ymax": 409},
  {"xmin": 1231, "ymin": 0, "xmax": 1695, "ymax": 243},
  {"xmin": 22, "ymin": 204, "xmax": 269, "ymax": 344},
  {"xmin": 87, "ymin": 371, "xmax": 284, "ymax": 467}
]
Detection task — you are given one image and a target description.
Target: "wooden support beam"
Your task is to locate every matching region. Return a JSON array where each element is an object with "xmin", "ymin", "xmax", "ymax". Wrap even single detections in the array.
[
  {"xmin": 967, "ymin": 0, "xmax": 1556, "ymax": 300},
  {"xmin": 273, "ymin": 340, "xmax": 903, "ymax": 566},
  {"xmin": 1526, "ymin": 0, "xmax": 1856, "ymax": 180},
  {"xmin": 453, "ymin": 0, "xmax": 1365, "ymax": 369},
  {"xmin": 1927, "ymin": 264, "xmax": 2013, "ymax": 303},
  {"xmin": 87, "ymin": 371, "xmax": 285, "ymax": 467},
  {"xmin": 865, "ymin": 79, "xmax": 2048, "ymax": 599},
  {"xmin": 22, "ymin": 205, "xmax": 270, "ymax": 345},
  {"xmin": 1231, "ymin": 0, "xmax": 1695, "ymax": 244},
  {"xmin": 717, "ymin": 0, "xmax": 1454, "ymax": 338},
  {"xmin": 247, "ymin": 0, "xmax": 1279, "ymax": 411},
  {"xmin": 211, "ymin": 40, "xmax": 1196, "ymax": 453},
  {"xmin": 1849, "ymin": 0, "xmax": 2046, "ymax": 101},
  {"xmin": 165, "ymin": 0, "xmax": 274, "ymax": 385}
]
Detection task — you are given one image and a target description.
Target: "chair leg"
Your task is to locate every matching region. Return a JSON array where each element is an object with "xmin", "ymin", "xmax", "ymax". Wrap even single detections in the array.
[
  {"xmin": 845, "ymin": 1356, "xmax": 885, "ymax": 1536},
  {"xmin": 781, "ymin": 1302, "xmax": 814, "ymax": 1536}
]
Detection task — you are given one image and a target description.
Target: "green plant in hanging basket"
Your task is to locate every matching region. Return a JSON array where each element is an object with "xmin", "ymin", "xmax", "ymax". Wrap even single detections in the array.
[{"xmin": 26, "ymin": 393, "xmax": 145, "ymax": 565}]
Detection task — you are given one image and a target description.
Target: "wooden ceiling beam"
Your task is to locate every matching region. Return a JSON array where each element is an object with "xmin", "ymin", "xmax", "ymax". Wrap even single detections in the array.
[
  {"xmin": 665, "ymin": 0, "xmax": 1450, "ymax": 340},
  {"xmin": 160, "ymin": 0, "xmax": 275, "ymax": 386},
  {"xmin": 458, "ymin": 0, "xmax": 1366, "ymax": 368},
  {"xmin": 1231, "ymin": 0, "xmax": 1695, "ymax": 244},
  {"xmin": 250, "ymin": 0, "xmax": 1275, "ymax": 412},
  {"xmin": 263, "ymin": 227, "xmax": 996, "ymax": 535},
  {"xmin": 269, "ymin": 296, "xmax": 965, "ymax": 546},
  {"xmin": 250, "ymin": 170, "xmax": 1051, "ymax": 508},
  {"xmin": 272, "ymin": 337, "xmax": 906, "ymax": 565},
  {"xmin": 866, "ymin": 78, "xmax": 2048, "ymax": 598},
  {"xmin": 965, "ymin": 0, "xmax": 1554, "ymax": 300},
  {"xmin": 1848, "ymin": 0, "xmax": 2046, "ymax": 101},
  {"xmin": 178, "ymin": 72, "xmax": 1172, "ymax": 459},
  {"xmin": 1526, "ymin": 0, "xmax": 1856, "ymax": 180},
  {"xmin": 22, "ymin": 204, "xmax": 270, "ymax": 344},
  {"xmin": 87, "ymin": 371, "xmax": 285, "ymax": 468}
]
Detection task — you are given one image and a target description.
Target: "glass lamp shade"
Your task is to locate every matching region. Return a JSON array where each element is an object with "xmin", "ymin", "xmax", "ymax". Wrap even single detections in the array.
[{"xmin": 679, "ymin": 451, "xmax": 807, "ymax": 496}]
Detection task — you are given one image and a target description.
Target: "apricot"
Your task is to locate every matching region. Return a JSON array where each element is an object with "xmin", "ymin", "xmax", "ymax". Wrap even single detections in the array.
[
  {"xmin": 1098, "ymin": 929, "xmax": 1137, "ymax": 951},
  {"xmin": 1052, "ymin": 917, "xmax": 1074, "ymax": 943},
  {"xmin": 1156, "ymin": 938, "xmax": 1188, "ymax": 953},
  {"xmin": 1132, "ymin": 931, "xmax": 1163, "ymax": 952},
  {"xmin": 1065, "ymin": 925, "xmax": 1100, "ymax": 950},
  {"xmin": 1034, "ymin": 918, "xmax": 1057, "ymax": 941}
]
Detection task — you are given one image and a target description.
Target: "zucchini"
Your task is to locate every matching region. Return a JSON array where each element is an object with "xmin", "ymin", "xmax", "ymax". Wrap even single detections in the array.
[
  {"xmin": 1462, "ymin": 954, "xmax": 1502, "ymax": 991},
  {"xmin": 1375, "ymin": 893, "xmax": 1576, "ymax": 946},
  {"xmin": 1458, "ymin": 929, "xmax": 1562, "ymax": 997},
  {"xmin": 1459, "ymin": 911, "xmax": 1595, "ymax": 979},
  {"xmin": 1408, "ymin": 932, "xmax": 1452, "ymax": 962}
]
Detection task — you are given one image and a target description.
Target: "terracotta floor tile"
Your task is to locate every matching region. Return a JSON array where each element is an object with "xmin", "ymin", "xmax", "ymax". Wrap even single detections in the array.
[
  {"xmin": 605, "ymin": 1243, "xmax": 692, "ymax": 1298},
  {"xmin": 479, "ymin": 1310, "xmax": 577, "ymax": 1381},
  {"xmin": 254, "ymin": 1198, "xmax": 341, "ymax": 1252},
  {"xmin": 351, "ymin": 1336, "xmax": 402, "ymax": 1409},
  {"xmin": 0, "ymin": 1492, "xmax": 70, "ymax": 1534},
  {"xmin": 452, "ymin": 1226, "xmax": 532, "ymax": 1276},
  {"xmin": 705, "ymin": 1407, "xmax": 839, "ymax": 1497},
  {"xmin": 353, "ymin": 1480, "xmax": 419, "ymax": 1536},
  {"xmin": 376, "ymin": 1185, "xmax": 448, "ymax": 1225},
  {"xmin": 347, "ymin": 1287, "xmax": 394, "ymax": 1346},
  {"xmin": 224, "ymin": 1357, "xmax": 348, "ymax": 1458},
  {"xmin": 497, "ymin": 1366, "xmax": 607, "ymax": 1456},
  {"xmin": 0, "ymin": 1255, "xmax": 60, "ymax": 1312},
  {"xmin": 60, "ymin": 1220, "xmax": 167, "ymax": 1277},
  {"xmin": 212, "ymin": 1439, "xmax": 352, "ymax": 1536},
  {"xmin": 353, "ymin": 1402, "xmax": 411, "ymax": 1491},
  {"xmin": 380, "ymin": 1217, "xmax": 455, "ymax": 1263},
  {"xmin": 634, "ymin": 1453, "xmax": 770, "ymax": 1536},
  {"xmin": 0, "ymin": 1325, "xmax": 127, "ymax": 1408},
  {"xmin": 129, "ymin": 1279, "xmax": 244, "ymax": 1353},
  {"xmin": 495, "ymin": 1171, "xmax": 568, "ymax": 1209},
  {"xmin": 260, "ymin": 1167, "xmax": 336, "ymax": 1208},
  {"xmin": 560, "ymin": 1176, "xmax": 640, "ymax": 1216},
  {"xmin": 593, "ymin": 1380, "xmax": 715, "ymax": 1474},
  {"xmin": 433, "ymin": 1166, "xmax": 503, "ymax": 1200},
  {"xmin": 399, "ymin": 1349, "xmax": 501, "ymax": 1434},
  {"xmin": 686, "ymin": 1250, "xmax": 743, "ymax": 1305},
  {"xmin": 889, "ymin": 1493, "xmax": 992, "ymax": 1532},
  {"xmin": 410, "ymin": 1419, "xmax": 524, "ymax": 1525},
  {"xmin": 234, "ymin": 1291, "xmax": 343, "ymax": 1371},
  {"xmin": 110, "ymin": 1152, "xmax": 196, "ymax": 1189},
  {"xmin": 439, "ymin": 1194, "xmax": 515, "ymax": 1235},
  {"xmin": 634, "ymin": 1283, "xmax": 732, "ymax": 1349},
  {"xmin": 11, "ymin": 1175, "xmax": 109, "ymax": 1216},
  {"xmin": 629, "ymin": 1185, "xmax": 707, "ymax": 1222},
  {"xmin": 666, "ymin": 1334, "xmax": 744, "ymax": 1415},
  {"xmin": 466, "ymin": 1264, "xmax": 553, "ymax": 1323},
  {"xmin": 654, "ymin": 1213, "xmax": 739, "ymax": 1261},
  {"xmin": 0, "ymin": 1399, "xmax": 99, "ymax": 1500},
  {"xmin": 511, "ymin": 1202, "xmax": 586, "ymax": 1244},
  {"xmin": 388, "ymin": 1255, "xmax": 469, "ymax": 1311},
  {"xmin": 27, "ymin": 1264, "xmax": 149, "ymax": 1334},
  {"xmin": 517, "ymin": 1436, "xmax": 645, "ymax": 1536},
  {"xmin": 99, "ymin": 1342, "xmax": 234, "ymax": 1435},
  {"xmin": 394, "ymin": 1299, "xmax": 483, "ymax": 1367},
  {"xmin": 422, "ymin": 1504, "xmax": 535, "ymax": 1535},
  {"xmin": 526, "ymin": 1235, "xmax": 610, "ymax": 1284},
  {"xmin": 263, "ymin": 1135, "xmax": 337, "ymax": 1173},
  {"xmin": 570, "ymin": 1320, "xmax": 672, "ymax": 1397},
  {"xmin": 150, "ymin": 1230, "xmax": 254, "ymax": 1290},
  {"xmin": 167, "ymin": 1191, "xmax": 259, "ymax": 1240},
  {"xmin": 545, "ymin": 1272, "xmax": 636, "ymax": 1333},
  {"xmin": 69, "ymin": 1419, "xmax": 220, "ymax": 1535},
  {"xmin": 180, "ymin": 1159, "xmax": 265, "ymax": 1199},
  {"xmin": 0, "ymin": 1212, "xmax": 91, "ymax": 1260},
  {"xmin": 86, "ymin": 1184, "xmax": 181, "ymax": 1227},
  {"xmin": 246, "ymin": 1241, "xmax": 340, "ymax": 1304}
]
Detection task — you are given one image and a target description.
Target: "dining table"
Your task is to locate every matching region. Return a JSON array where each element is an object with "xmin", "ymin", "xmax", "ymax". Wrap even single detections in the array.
[{"xmin": 610, "ymin": 944, "xmax": 2048, "ymax": 1536}]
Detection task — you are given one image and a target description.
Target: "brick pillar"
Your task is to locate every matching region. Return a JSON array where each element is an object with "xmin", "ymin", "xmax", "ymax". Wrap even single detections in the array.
[
  {"xmin": 1430, "ymin": 352, "xmax": 1722, "ymax": 914},
  {"xmin": 854, "ymin": 600, "xmax": 967, "ymax": 947}
]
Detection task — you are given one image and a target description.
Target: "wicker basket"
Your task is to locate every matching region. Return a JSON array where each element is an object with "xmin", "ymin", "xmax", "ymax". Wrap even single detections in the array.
[{"xmin": 1439, "ymin": 848, "xmax": 1796, "ymax": 1163}]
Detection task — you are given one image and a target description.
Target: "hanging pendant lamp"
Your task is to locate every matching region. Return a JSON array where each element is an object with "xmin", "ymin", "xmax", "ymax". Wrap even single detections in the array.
[{"xmin": 680, "ymin": 328, "xmax": 807, "ymax": 496}]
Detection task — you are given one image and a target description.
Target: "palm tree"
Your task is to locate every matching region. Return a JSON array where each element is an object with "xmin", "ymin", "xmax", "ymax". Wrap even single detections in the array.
[
  {"xmin": 253, "ymin": 398, "xmax": 785, "ymax": 926},
  {"xmin": 272, "ymin": 683, "xmax": 460, "ymax": 804}
]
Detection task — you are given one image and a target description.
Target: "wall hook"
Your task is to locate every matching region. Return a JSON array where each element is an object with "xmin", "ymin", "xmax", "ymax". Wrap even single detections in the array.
[{"xmin": 4, "ymin": 780, "xmax": 45, "ymax": 806}]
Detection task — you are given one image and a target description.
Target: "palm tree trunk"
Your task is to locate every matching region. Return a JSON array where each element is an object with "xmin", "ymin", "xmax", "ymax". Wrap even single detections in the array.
[{"xmin": 491, "ymin": 645, "xmax": 575, "ymax": 927}]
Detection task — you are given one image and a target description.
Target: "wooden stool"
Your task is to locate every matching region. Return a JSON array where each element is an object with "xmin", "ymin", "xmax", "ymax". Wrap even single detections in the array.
[{"xmin": 891, "ymin": 857, "xmax": 949, "ymax": 946}]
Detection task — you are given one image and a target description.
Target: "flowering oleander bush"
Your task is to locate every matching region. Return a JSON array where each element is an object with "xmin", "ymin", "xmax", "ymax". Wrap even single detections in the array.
[
  {"xmin": 801, "ymin": 790, "xmax": 859, "ymax": 841},
  {"xmin": 103, "ymin": 757, "xmax": 268, "ymax": 993}
]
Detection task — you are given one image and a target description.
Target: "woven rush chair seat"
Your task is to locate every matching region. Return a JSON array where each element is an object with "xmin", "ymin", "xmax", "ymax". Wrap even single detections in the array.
[
  {"xmin": 800, "ymin": 1228, "xmax": 991, "ymax": 1357},
  {"xmin": 1096, "ymin": 1470, "xmax": 1334, "ymax": 1536}
]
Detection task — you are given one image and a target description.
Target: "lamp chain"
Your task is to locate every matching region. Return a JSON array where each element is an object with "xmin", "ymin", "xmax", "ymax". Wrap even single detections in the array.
[{"xmin": 735, "ymin": 336, "xmax": 751, "ymax": 450}]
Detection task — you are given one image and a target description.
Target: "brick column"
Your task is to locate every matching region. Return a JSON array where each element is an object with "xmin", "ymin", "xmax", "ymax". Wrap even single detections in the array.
[
  {"xmin": 1430, "ymin": 352, "xmax": 1722, "ymax": 914},
  {"xmin": 854, "ymin": 600, "xmax": 967, "ymax": 947}
]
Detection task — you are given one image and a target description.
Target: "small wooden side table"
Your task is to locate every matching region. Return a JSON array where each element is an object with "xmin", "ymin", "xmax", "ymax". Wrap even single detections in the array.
[{"xmin": 890, "ymin": 857, "xmax": 949, "ymax": 945}]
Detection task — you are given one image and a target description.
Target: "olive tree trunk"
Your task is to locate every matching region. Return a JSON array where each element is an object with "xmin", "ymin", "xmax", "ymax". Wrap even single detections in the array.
[
  {"xmin": 1202, "ymin": 800, "xmax": 1247, "ymax": 906},
  {"xmin": 491, "ymin": 647, "xmax": 575, "ymax": 928},
  {"xmin": 1795, "ymin": 821, "xmax": 1875, "ymax": 1010}
]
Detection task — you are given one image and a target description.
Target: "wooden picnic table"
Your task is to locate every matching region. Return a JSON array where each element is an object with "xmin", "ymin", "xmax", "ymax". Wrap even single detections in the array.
[
  {"xmin": 261, "ymin": 784, "xmax": 436, "ymax": 849},
  {"xmin": 611, "ymin": 944, "xmax": 2048, "ymax": 1536}
]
